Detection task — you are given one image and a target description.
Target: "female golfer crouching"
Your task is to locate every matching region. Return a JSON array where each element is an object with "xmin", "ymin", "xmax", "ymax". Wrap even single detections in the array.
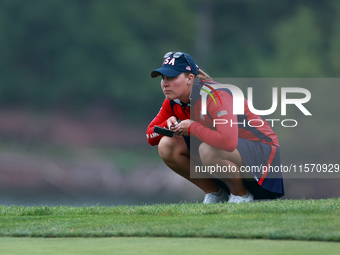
[{"xmin": 146, "ymin": 52, "xmax": 284, "ymax": 203}]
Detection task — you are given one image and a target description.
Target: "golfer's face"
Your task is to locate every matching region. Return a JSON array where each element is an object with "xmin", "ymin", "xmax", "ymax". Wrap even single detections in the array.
[{"xmin": 161, "ymin": 73, "xmax": 189, "ymax": 101}]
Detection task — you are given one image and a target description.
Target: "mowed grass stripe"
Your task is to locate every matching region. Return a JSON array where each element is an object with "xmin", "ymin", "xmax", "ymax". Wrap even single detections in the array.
[
  {"xmin": 0, "ymin": 237, "xmax": 339, "ymax": 255},
  {"xmin": 1, "ymin": 198, "xmax": 339, "ymax": 216},
  {"xmin": 0, "ymin": 199, "xmax": 339, "ymax": 241}
]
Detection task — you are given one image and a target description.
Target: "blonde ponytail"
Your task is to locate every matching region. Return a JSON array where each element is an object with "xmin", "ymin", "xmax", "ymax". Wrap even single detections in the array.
[{"xmin": 196, "ymin": 69, "xmax": 212, "ymax": 80}]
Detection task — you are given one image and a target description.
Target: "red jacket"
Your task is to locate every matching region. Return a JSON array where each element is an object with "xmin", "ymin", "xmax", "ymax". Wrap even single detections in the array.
[{"xmin": 146, "ymin": 80, "xmax": 279, "ymax": 151}]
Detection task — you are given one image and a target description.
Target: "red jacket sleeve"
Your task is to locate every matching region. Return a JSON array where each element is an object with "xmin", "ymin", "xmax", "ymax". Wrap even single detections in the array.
[
  {"xmin": 146, "ymin": 99, "xmax": 174, "ymax": 146},
  {"xmin": 190, "ymin": 91, "xmax": 239, "ymax": 152}
]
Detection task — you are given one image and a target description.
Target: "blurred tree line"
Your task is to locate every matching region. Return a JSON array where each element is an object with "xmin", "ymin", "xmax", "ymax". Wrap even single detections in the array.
[{"xmin": 0, "ymin": 0, "xmax": 339, "ymax": 122}]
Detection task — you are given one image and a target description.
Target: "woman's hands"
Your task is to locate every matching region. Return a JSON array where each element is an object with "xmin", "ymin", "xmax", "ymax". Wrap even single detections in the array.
[
  {"xmin": 167, "ymin": 117, "xmax": 193, "ymax": 136},
  {"xmin": 167, "ymin": 116, "xmax": 182, "ymax": 136},
  {"xmin": 178, "ymin": 119, "xmax": 192, "ymax": 136}
]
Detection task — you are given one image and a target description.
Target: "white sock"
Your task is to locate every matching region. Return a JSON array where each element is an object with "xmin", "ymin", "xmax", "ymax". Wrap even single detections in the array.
[
  {"xmin": 210, "ymin": 188, "xmax": 223, "ymax": 196},
  {"xmin": 240, "ymin": 191, "xmax": 249, "ymax": 198}
]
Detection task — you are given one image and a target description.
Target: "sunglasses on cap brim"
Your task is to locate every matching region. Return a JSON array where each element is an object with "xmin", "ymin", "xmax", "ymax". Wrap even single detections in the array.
[{"xmin": 163, "ymin": 51, "xmax": 194, "ymax": 73}]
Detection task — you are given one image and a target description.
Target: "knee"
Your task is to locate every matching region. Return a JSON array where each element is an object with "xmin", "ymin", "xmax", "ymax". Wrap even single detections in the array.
[
  {"xmin": 158, "ymin": 136, "xmax": 176, "ymax": 161},
  {"xmin": 199, "ymin": 143, "xmax": 219, "ymax": 165},
  {"xmin": 158, "ymin": 136, "xmax": 189, "ymax": 162}
]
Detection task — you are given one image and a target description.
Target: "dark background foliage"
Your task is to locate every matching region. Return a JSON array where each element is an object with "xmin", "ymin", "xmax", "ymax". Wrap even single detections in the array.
[{"xmin": 0, "ymin": 0, "xmax": 339, "ymax": 205}]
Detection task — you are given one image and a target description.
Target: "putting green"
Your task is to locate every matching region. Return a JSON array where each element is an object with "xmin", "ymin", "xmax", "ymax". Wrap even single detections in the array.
[{"xmin": 0, "ymin": 237, "xmax": 339, "ymax": 255}]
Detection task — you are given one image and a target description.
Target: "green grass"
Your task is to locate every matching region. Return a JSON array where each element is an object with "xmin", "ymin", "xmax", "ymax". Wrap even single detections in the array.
[
  {"xmin": 0, "ymin": 237, "xmax": 339, "ymax": 255},
  {"xmin": 0, "ymin": 198, "xmax": 339, "ymax": 241}
]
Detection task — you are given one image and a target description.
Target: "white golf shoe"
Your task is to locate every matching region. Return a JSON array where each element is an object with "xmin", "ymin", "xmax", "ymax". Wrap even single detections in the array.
[
  {"xmin": 228, "ymin": 191, "xmax": 254, "ymax": 203},
  {"xmin": 203, "ymin": 189, "xmax": 229, "ymax": 204}
]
